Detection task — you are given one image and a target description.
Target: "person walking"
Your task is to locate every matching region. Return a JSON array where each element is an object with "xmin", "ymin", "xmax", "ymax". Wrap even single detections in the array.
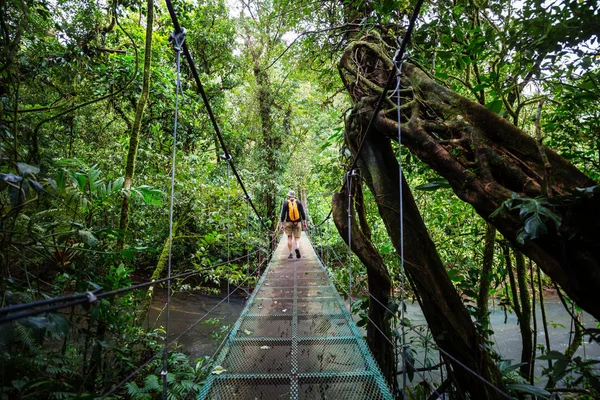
[{"xmin": 280, "ymin": 190, "xmax": 307, "ymax": 259}]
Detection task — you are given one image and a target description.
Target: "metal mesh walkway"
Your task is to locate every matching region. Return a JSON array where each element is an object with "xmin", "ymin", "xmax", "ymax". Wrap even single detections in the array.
[{"xmin": 198, "ymin": 233, "xmax": 394, "ymax": 399}]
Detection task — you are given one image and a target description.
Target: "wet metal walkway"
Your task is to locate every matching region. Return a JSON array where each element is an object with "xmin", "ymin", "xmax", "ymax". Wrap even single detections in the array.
[{"xmin": 198, "ymin": 233, "xmax": 393, "ymax": 399}]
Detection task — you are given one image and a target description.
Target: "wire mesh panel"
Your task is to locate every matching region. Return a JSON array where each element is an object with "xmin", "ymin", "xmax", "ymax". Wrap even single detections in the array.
[
  {"xmin": 236, "ymin": 315, "xmax": 292, "ymax": 338},
  {"xmin": 297, "ymin": 338, "xmax": 367, "ymax": 373},
  {"xmin": 248, "ymin": 298, "xmax": 294, "ymax": 315},
  {"xmin": 198, "ymin": 234, "xmax": 393, "ymax": 400},
  {"xmin": 297, "ymin": 315, "xmax": 353, "ymax": 337},
  {"xmin": 297, "ymin": 286, "xmax": 336, "ymax": 298},
  {"xmin": 222, "ymin": 340, "xmax": 293, "ymax": 374},
  {"xmin": 298, "ymin": 373, "xmax": 391, "ymax": 400},
  {"xmin": 203, "ymin": 376, "xmax": 292, "ymax": 399}
]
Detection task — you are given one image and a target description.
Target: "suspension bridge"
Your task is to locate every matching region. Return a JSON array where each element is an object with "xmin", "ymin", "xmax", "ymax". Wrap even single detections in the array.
[
  {"xmin": 198, "ymin": 233, "xmax": 393, "ymax": 399},
  {"xmin": 0, "ymin": 0, "xmax": 519, "ymax": 398}
]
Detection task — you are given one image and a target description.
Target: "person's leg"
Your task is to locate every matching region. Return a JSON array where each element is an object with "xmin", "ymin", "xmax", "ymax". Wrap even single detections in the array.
[
  {"xmin": 293, "ymin": 225, "xmax": 301, "ymax": 258},
  {"xmin": 284, "ymin": 222, "xmax": 294, "ymax": 258}
]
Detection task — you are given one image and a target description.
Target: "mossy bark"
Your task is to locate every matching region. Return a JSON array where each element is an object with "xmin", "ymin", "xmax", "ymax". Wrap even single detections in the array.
[
  {"xmin": 476, "ymin": 223, "xmax": 496, "ymax": 337},
  {"xmin": 118, "ymin": 0, "xmax": 153, "ymax": 249},
  {"xmin": 342, "ymin": 111, "xmax": 506, "ymax": 399},
  {"xmin": 138, "ymin": 222, "xmax": 178, "ymax": 324},
  {"xmin": 254, "ymin": 66, "xmax": 279, "ymax": 230},
  {"xmin": 339, "ymin": 37, "xmax": 600, "ymax": 321},
  {"xmin": 331, "ymin": 189, "xmax": 395, "ymax": 390}
]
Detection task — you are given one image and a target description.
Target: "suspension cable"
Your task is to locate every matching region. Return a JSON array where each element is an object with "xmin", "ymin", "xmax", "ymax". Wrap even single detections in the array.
[
  {"xmin": 346, "ymin": 171, "xmax": 353, "ymax": 301},
  {"xmin": 313, "ymin": 208, "xmax": 332, "ymax": 228},
  {"xmin": 246, "ymin": 195, "xmax": 250, "ymax": 297},
  {"xmin": 392, "ymin": 51, "xmax": 409, "ymax": 399},
  {"xmin": 318, "ymin": 233, "xmax": 513, "ymax": 399},
  {"xmin": 225, "ymin": 154, "xmax": 232, "ymax": 325},
  {"xmin": 0, "ymin": 252, "xmax": 257, "ymax": 325},
  {"xmin": 162, "ymin": 0, "xmax": 268, "ymax": 232},
  {"xmin": 162, "ymin": 26, "xmax": 186, "ymax": 398}
]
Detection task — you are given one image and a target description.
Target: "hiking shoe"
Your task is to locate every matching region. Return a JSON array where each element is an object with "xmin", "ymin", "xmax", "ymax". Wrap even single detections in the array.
[
  {"xmin": 288, "ymin": 253, "xmax": 294, "ymax": 259},
  {"xmin": 295, "ymin": 248, "xmax": 301, "ymax": 259}
]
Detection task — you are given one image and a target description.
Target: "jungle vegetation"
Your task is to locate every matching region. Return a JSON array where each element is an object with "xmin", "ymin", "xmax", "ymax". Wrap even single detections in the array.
[{"xmin": 0, "ymin": 0, "xmax": 599, "ymax": 398}]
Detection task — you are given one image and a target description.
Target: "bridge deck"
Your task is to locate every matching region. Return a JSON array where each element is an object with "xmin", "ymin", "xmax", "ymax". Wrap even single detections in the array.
[{"xmin": 198, "ymin": 233, "xmax": 393, "ymax": 399}]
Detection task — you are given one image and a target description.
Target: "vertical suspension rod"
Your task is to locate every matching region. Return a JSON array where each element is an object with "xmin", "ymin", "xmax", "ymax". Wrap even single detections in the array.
[{"xmin": 346, "ymin": 170, "xmax": 358, "ymax": 300}]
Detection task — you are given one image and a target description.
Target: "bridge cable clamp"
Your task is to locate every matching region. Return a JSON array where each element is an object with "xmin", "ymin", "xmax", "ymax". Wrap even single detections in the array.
[
  {"xmin": 85, "ymin": 291, "xmax": 98, "ymax": 307},
  {"xmin": 220, "ymin": 152, "xmax": 233, "ymax": 162},
  {"xmin": 169, "ymin": 27, "xmax": 187, "ymax": 52}
]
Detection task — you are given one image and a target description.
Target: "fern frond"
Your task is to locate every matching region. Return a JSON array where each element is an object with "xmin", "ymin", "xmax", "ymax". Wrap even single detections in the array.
[
  {"xmin": 144, "ymin": 374, "xmax": 160, "ymax": 391},
  {"xmin": 126, "ymin": 381, "xmax": 144, "ymax": 396},
  {"xmin": 14, "ymin": 323, "xmax": 36, "ymax": 351}
]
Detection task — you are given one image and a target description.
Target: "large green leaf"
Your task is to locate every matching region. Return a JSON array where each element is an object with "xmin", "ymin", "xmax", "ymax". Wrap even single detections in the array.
[
  {"xmin": 485, "ymin": 99, "xmax": 503, "ymax": 114},
  {"xmin": 78, "ymin": 230, "xmax": 99, "ymax": 247},
  {"xmin": 131, "ymin": 185, "xmax": 163, "ymax": 206},
  {"xmin": 415, "ymin": 178, "xmax": 451, "ymax": 191},
  {"xmin": 537, "ymin": 350, "xmax": 568, "ymax": 361},
  {"xmin": 506, "ymin": 383, "xmax": 550, "ymax": 399}
]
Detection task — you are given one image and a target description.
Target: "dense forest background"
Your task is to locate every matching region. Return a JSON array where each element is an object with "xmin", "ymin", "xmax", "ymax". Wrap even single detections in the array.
[{"xmin": 0, "ymin": 0, "xmax": 599, "ymax": 398}]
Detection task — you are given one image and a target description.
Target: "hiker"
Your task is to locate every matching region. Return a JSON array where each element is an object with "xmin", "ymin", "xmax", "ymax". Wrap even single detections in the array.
[{"xmin": 279, "ymin": 190, "xmax": 307, "ymax": 259}]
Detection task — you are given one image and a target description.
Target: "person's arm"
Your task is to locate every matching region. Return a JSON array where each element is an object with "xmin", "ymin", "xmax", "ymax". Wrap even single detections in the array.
[
  {"xmin": 299, "ymin": 201, "xmax": 307, "ymax": 229},
  {"xmin": 279, "ymin": 200, "xmax": 287, "ymax": 230}
]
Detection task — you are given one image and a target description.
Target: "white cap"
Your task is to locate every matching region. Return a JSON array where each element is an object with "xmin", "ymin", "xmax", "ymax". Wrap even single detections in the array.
[{"xmin": 287, "ymin": 190, "xmax": 295, "ymax": 198}]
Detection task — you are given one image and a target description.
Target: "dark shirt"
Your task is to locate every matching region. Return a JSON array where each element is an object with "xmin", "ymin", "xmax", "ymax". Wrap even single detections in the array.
[{"xmin": 280, "ymin": 198, "xmax": 306, "ymax": 222}]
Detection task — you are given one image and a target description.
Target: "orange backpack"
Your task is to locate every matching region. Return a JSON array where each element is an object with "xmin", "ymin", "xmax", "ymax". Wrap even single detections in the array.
[{"xmin": 288, "ymin": 199, "xmax": 300, "ymax": 222}]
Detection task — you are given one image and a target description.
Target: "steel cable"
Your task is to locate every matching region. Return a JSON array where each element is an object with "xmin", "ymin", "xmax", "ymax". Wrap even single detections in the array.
[
  {"xmin": 163, "ymin": 0, "xmax": 268, "ymax": 232},
  {"xmin": 0, "ymin": 252, "xmax": 258, "ymax": 325},
  {"xmin": 313, "ymin": 225, "xmax": 514, "ymax": 399},
  {"xmin": 100, "ymin": 277, "xmax": 254, "ymax": 399}
]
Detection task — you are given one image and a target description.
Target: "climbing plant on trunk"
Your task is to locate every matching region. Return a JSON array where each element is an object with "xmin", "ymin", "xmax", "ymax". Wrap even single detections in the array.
[
  {"xmin": 338, "ymin": 109, "xmax": 507, "ymax": 398},
  {"xmin": 331, "ymin": 183, "xmax": 395, "ymax": 389},
  {"xmin": 118, "ymin": 0, "xmax": 153, "ymax": 249},
  {"xmin": 338, "ymin": 37, "xmax": 600, "ymax": 321}
]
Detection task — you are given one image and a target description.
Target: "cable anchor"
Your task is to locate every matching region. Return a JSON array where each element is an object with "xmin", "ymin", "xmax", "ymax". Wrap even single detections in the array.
[
  {"xmin": 169, "ymin": 27, "xmax": 186, "ymax": 52},
  {"xmin": 220, "ymin": 152, "xmax": 232, "ymax": 162},
  {"xmin": 85, "ymin": 291, "xmax": 98, "ymax": 307}
]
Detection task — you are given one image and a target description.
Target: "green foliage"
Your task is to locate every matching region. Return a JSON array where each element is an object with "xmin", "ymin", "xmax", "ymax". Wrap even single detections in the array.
[
  {"xmin": 491, "ymin": 194, "xmax": 562, "ymax": 244},
  {"xmin": 125, "ymin": 352, "xmax": 207, "ymax": 400},
  {"xmin": 499, "ymin": 360, "xmax": 551, "ymax": 398},
  {"xmin": 2, "ymin": 0, "xmax": 598, "ymax": 396},
  {"xmin": 538, "ymin": 351, "xmax": 600, "ymax": 394}
]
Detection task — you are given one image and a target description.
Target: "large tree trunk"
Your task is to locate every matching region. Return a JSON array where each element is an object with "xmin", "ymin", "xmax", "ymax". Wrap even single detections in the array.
[
  {"xmin": 343, "ymin": 110, "xmax": 506, "ymax": 399},
  {"xmin": 331, "ymin": 188, "xmax": 395, "ymax": 389},
  {"xmin": 339, "ymin": 38, "xmax": 600, "ymax": 321},
  {"xmin": 476, "ymin": 223, "xmax": 496, "ymax": 338},
  {"xmin": 137, "ymin": 222, "xmax": 178, "ymax": 324},
  {"xmin": 516, "ymin": 250, "xmax": 533, "ymax": 381},
  {"xmin": 118, "ymin": 0, "xmax": 153, "ymax": 249},
  {"xmin": 245, "ymin": 27, "xmax": 282, "ymax": 230}
]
